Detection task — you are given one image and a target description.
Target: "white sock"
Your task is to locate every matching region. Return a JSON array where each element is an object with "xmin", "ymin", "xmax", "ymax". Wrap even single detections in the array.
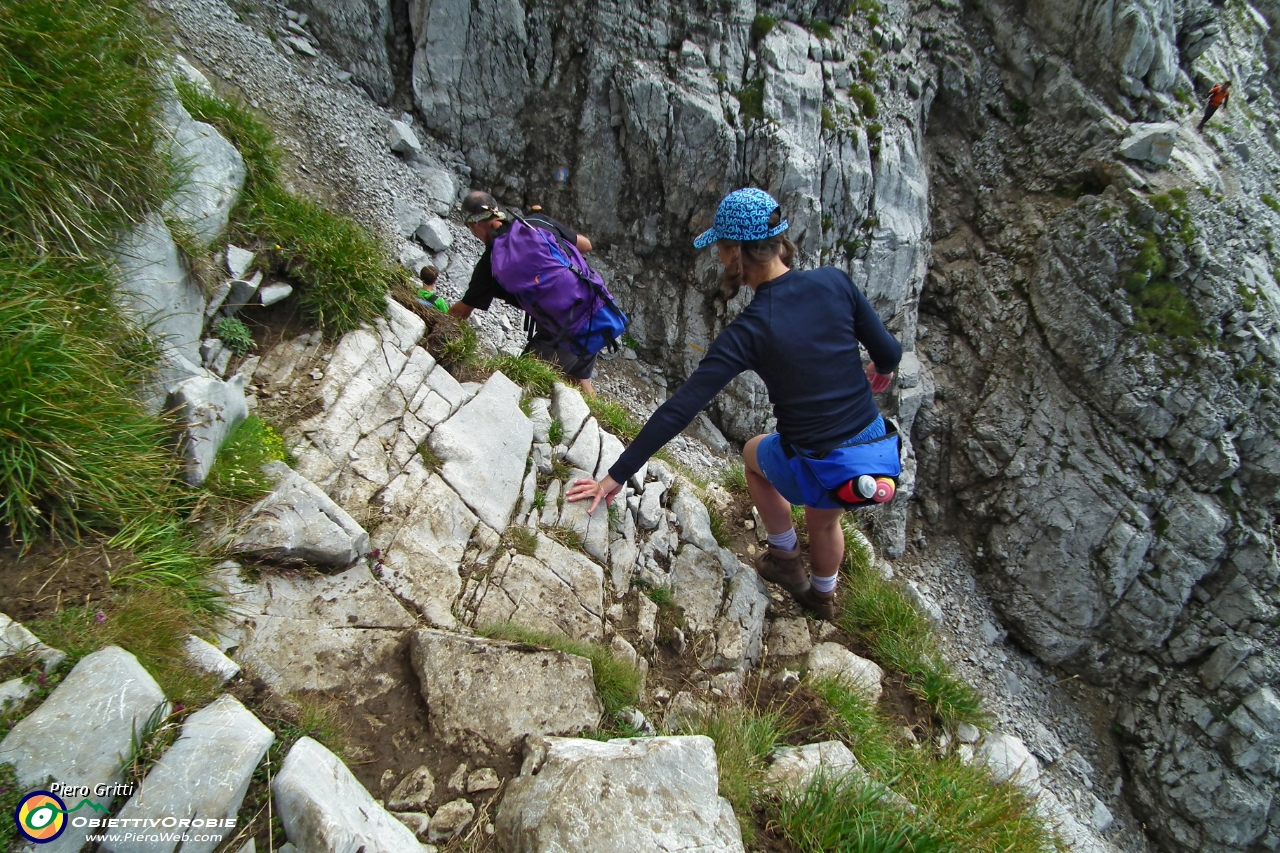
[
  {"xmin": 767, "ymin": 528, "xmax": 798, "ymax": 552},
  {"xmin": 810, "ymin": 572, "xmax": 838, "ymax": 594}
]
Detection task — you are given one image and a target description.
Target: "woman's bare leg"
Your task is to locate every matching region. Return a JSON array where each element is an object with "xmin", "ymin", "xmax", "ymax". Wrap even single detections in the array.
[{"xmin": 743, "ymin": 435, "xmax": 793, "ymax": 535}]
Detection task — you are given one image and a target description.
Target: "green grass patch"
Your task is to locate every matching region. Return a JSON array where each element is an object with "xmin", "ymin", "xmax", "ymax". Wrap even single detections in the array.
[
  {"xmin": 679, "ymin": 706, "xmax": 792, "ymax": 846},
  {"xmin": 735, "ymin": 79, "xmax": 766, "ymax": 122},
  {"xmin": 751, "ymin": 14, "xmax": 776, "ymax": 42},
  {"xmin": 813, "ymin": 681, "xmax": 1053, "ymax": 853},
  {"xmin": 213, "ymin": 315, "xmax": 254, "ymax": 355},
  {"xmin": 30, "ymin": 587, "xmax": 223, "ymax": 708},
  {"xmin": 811, "ymin": 21, "xmax": 834, "ymax": 39},
  {"xmin": 502, "ymin": 526, "xmax": 538, "ymax": 556},
  {"xmin": 476, "ymin": 622, "xmax": 642, "ymax": 715},
  {"xmin": 206, "ymin": 415, "xmax": 289, "ymax": 500},
  {"xmin": 545, "ymin": 525, "xmax": 584, "ymax": 553},
  {"xmin": 0, "ymin": 254, "xmax": 189, "ymax": 543},
  {"xmin": 176, "ymin": 81, "xmax": 402, "ymax": 337},
  {"xmin": 1263, "ymin": 193, "xmax": 1280, "ymax": 214},
  {"xmin": 548, "ymin": 418, "xmax": 565, "ymax": 446},
  {"xmin": 719, "ymin": 462, "xmax": 748, "ymax": 495},
  {"xmin": 837, "ymin": 521, "xmax": 984, "ymax": 726},
  {"xmin": 850, "ymin": 85, "xmax": 878, "ymax": 121},
  {"xmin": 775, "ymin": 772, "xmax": 941, "ymax": 853},
  {"xmin": 705, "ymin": 498, "xmax": 732, "ymax": 548},
  {"xmin": 0, "ymin": 762, "xmax": 20, "ymax": 848},
  {"xmin": 0, "ymin": 0, "xmax": 172, "ymax": 255},
  {"xmin": 485, "ymin": 352, "xmax": 562, "ymax": 397},
  {"xmin": 585, "ymin": 394, "xmax": 644, "ymax": 442},
  {"xmin": 642, "ymin": 583, "xmax": 675, "ymax": 606}
]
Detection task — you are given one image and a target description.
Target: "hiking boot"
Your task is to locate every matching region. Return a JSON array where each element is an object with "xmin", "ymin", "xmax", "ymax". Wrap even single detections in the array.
[
  {"xmin": 754, "ymin": 544, "xmax": 810, "ymax": 599},
  {"xmin": 799, "ymin": 588, "xmax": 838, "ymax": 622}
]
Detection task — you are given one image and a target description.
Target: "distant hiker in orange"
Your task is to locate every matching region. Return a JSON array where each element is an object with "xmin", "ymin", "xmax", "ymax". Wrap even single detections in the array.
[{"xmin": 1198, "ymin": 80, "xmax": 1231, "ymax": 131}]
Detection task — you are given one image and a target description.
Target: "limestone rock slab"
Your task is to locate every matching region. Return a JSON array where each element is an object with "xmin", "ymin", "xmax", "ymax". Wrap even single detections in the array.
[
  {"xmin": 496, "ymin": 735, "xmax": 744, "ymax": 853},
  {"xmin": 274, "ymin": 737, "xmax": 423, "ymax": 853},
  {"xmin": 464, "ymin": 533, "xmax": 604, "ymax": 642},
  {"xmin": 103, "ymin": 695, "xmax": 273, "ymax": 853},
  {"xmin": 551, "ymin": 383, "xmax": 591, "ymax": 445},
  {"xmin": 184, "ymin": 634, "xmax": 241, "ymax": 682},
  {"xmin": 553, "ymin": 467, "xmax": 611, "ymax": 562},
  {"xmin": 673, "ymin": 488, "xmax": 718, "ymax": 552},
  {"xmin": 670, "ymin": 545, "xmax": 725, "ymax": 633},
  {"xmin": 167, "ymin": 373, "xmax": 250, "ymax": 487},
  {"xmin": 160, "ymin": 96, "xmax": 246, "ymax": 244},
  {"xmin": 230, "ymin": 464, "xmax": 369, "ymax": 568},
  {"xmin": 410, "ymin": 630, "xmax": 601, "ymax": 751},
  {"xmin": 0, "ymin": 612, "xmax": 65, "ymax": 670},
  {"xmin": 807, "ymin": 643, "xmax": 884, "ymax": 700},
  {"xmin": 0, "ymin": 647, "xmax": 168, "ymax": 853},
  {"xmin": 974, "ymin": 731, "xmax": 1041, "ymax": 790},
  {"xmin": 1119, "ymin": 121, "xmax": 1179, "ymax": 165},
  {"xmin": 710, "ymin": 560, "xmax": 768, "ymax": 671},
  {"xmin": 431, "ymin": 371, "xmax": 532, "ymax": 530}
]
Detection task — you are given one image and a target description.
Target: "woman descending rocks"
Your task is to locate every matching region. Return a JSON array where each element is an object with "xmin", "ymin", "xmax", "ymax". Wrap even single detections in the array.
[{"xmin": 567, "ymin": 188, "xmax": 902, "ymax": 620}]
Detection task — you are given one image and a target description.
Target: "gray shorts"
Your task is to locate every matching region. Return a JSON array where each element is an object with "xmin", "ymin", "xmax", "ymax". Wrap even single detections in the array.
[{"xmin": 525, "ymin": 336, "xmax": 598, "ymax": 380}]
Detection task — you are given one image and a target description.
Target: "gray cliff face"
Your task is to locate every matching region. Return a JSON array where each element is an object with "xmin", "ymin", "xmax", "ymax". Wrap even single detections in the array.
[
  {"xmin": 916, "ymin": 1, "xmax": 1280, "ymax": 851},
  {"xmin": 287, "ymin": 0, "xmax": 1279, "ymax": 848}
]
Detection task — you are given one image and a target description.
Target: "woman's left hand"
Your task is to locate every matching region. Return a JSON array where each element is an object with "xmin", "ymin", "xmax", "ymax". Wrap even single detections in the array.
[
  {"xmin": 866, "ymin": 364, "xmax": 894, "ymax": 393},
  {"xmin": 565, "ymin": 475, "xmax": 623, "ymax": 515}
]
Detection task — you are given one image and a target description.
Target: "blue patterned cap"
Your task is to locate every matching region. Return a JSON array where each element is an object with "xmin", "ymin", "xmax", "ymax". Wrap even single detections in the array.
[{"xmin": 693, "ymin": 188, "xmax": 788, "ymax": 248}]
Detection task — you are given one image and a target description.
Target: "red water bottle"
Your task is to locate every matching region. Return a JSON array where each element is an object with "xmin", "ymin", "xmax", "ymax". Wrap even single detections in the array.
[{"xmin": 836, "ymin": 475, "xmax": 878, "ymax": 504}]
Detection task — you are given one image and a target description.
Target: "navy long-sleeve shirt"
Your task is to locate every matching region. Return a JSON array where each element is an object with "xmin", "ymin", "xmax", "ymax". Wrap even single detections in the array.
[{"xmin": 609, "ymin": 267, "xmax": 902, "ymax": 484}]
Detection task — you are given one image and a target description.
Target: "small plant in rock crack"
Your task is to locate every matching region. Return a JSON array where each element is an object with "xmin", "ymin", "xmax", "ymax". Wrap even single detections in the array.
[
  {"xmin": 546, "ymin": 526, "xmax": 584, "ymax": 552},
  {"xmin": 548, "ymin": 418, "xmax": 565, "ymax": 446},
  {"xmin": 531, "ymin": 490, "xmax": 547, "ymax": 511},
  {"xmin": 120, "ymin": 702, "xmax": 183, "ymax": 787},
  {"xmin": 418, "ymin": 444, "xmax": 443, "ymax": 472},
  {"xmin": 504, "ymin": 527, "xmax": 538, "ymax": 556},
  {"xmin": 213, "ymin": 315, "xmax": 254, "ymax": 355}
]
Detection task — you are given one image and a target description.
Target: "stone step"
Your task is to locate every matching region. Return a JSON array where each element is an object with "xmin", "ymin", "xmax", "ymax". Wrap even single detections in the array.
[
  {"xmin": 497, "ymin": 735, "xmax": 744, "ymax": 853},
  {"xmin": 1, "ymin": 646, "xmax": 168, "ymax": 853},
  {"xmin": 101, "ymin": 695, "xmax": 274, "ymax": 853},
  {"xmin": 274, "ymin": 736, "xmax": 425, "ymax": 853}
]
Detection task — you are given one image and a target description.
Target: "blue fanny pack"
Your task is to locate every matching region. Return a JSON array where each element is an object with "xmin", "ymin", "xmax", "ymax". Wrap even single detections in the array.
[{"xmin": 785, "ymin": 421, "xmax": 903, "ymax": 508}]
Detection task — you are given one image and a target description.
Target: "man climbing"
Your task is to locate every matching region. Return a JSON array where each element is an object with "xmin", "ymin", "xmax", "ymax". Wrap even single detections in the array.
[
  {"xmin": 448, "ymin": 190, "xmax": 602, "ymax": 396},
  {"xmin": 1198, "ymin": 80, "xmax": 1231, "ymax": 131}
]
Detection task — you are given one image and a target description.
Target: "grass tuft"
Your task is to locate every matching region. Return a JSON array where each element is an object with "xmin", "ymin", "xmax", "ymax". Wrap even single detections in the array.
[
  {"xmin": 679, "ymin": 706, "xmax": 791, "ymax": 845},
  {"xmin": 486, "ymin": 353, "xmax": 562, "ymax": 397},
  {"xmin": 838, "ymin": 520, "xmax": 984, "ymax": 726},
  {"xmin": 206, "ymin": 415, "xmax": 289, "ymax": 500},
  {"xmin": 811, "ymin": 680, "xmax": 1054, "ymax": 853},
  {"xmin": 176, "ymin": 81, "xmax": 400, "ymax": 337},
  {"xmin": 585, "ymin": 394, "xmax": 644, "ymax": 442},
  {"xmin": 30, "ymin": 587, "xmax": 223, "ymax": 707},
  {"xmin": 502, "ymin": 526, "xmax": 538, "ymax": 556},
  {"xmin": 476, "ymin": 622, "xmax": 643, "ymax": 715},
  {"xmin": 0, "ymin": 0, "xmax": 172, "ymax": 255},
  {"xmin": 213, "ymin": 315, "xmax": 254, "ymax": 356},
  {"xmin": 0, "ymin": 255, "xmax": 184, "ymax": 543},
  {"xmin": 775, "ymin": 772, "xmax": 940, "ymax": 853}
]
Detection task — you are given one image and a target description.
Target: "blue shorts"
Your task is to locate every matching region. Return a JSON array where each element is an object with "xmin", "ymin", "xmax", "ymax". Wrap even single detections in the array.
[{"xmin": 756, "ymin": 416, "xmax": 886, "ymax": 509}]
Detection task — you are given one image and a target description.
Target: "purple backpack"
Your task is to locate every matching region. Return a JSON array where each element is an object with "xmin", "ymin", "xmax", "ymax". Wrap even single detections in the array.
[{"xmin": 489, "ymin": 216, "xmax": 629, "ymax": 358}]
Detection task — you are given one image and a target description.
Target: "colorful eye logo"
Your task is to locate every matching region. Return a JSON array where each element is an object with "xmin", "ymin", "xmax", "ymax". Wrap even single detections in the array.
[{"xmin": 14, "ymin": 791, "xmax": 67, "ymax": 844}]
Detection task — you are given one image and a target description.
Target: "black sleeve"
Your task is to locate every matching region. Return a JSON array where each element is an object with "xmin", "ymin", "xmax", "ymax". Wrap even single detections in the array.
[
  {"xmin": 852, "ymin": 283, "xmax": 902, "ymax": 373},
  {"xmin": 460, "ymin": 246, "xmax": 517, "ymax": 310},
  {"xmin": 608, "ymin": 322, "xmax": 756, "ymax": 483}
]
